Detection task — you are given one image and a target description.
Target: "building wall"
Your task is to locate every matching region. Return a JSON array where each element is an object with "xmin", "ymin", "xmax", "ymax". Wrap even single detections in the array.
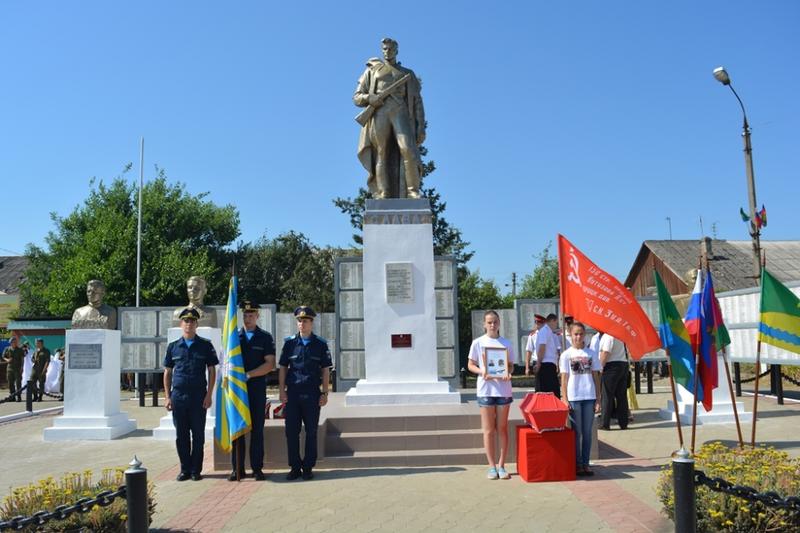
[{"xmin": 628, "ymin": 249, "xmax": 689, "ymax": 298}]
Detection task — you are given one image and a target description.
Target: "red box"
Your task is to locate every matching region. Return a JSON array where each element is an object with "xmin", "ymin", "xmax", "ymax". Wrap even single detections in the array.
[
  {"xmin": 519, "ymin": 392, "xmax": 568, "ymax": 432},
  {"xmin": 516, "ymin": 425, "xmax": 576, "ymax": 482}
]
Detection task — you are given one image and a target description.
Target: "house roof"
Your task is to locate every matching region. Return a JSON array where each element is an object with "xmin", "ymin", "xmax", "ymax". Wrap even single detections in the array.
[
  {"xmin": 0, "ymin": 256, "xmax": 28, "ymax": 295},
  {"xmin": 626, "ymin": 240, "xmax": 800, "ymax": 293}
]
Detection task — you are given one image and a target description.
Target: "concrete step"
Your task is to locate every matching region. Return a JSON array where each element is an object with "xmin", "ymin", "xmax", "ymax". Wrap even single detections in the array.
[
  {"xmin": 326, "ymin": 428, "xmax": 483, "ymax": 454},
  {"xmin": 321, "ymin": 447, "xmax": 491, "ymax": 468},
  {"xmin": 326, "ymin": 414, "xmax": 482, "ymax": 434}
]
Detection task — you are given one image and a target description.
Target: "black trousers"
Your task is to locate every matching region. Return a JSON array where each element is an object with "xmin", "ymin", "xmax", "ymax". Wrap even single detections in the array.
[
  {"xmin": 284, "ymin": 392, "xmax": 321, "ymax": 471},
  {"xmin": 601, "ymin": 362, "xmax": 629, "ymax": 429},
  {"xmin": 172, "ymin": 394, "xmax": 207, "ymax": 475},
  {"xmin": 536, "ymin": 362, "xmax": 561, "ymax": 398},
  {"xmin": 232, "ymin": 383, "xmax": 267, "ymax": 473}
]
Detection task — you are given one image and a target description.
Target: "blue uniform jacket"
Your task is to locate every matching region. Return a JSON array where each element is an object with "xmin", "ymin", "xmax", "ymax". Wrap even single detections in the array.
[
  {"xmin": 239, "ymin": 326, "xmax": 276, "ymax": 389},
  {"xmin": 279, "ymin": 334, "xmax": 332, "ymax": 394},
  {"xmin": 164, "ymin": 335, "xmax": 219, "ymax": 397}
]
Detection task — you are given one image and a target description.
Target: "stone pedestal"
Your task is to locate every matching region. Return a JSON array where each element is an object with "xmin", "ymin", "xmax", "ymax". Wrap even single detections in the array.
[
  {"xmin": 659, "ymin": 354, "xmax": 752, "ymax": 425},
  {"xmin": 44, "ymin": 329, "xmax": 136, "ymax": 440},
  {"xmin": 345, "ymin": 199, "xmax": 459, "ymax": 406},
  {"xmin": 152, "ymin": 327, "xmax": 222, "ymax": 440}
]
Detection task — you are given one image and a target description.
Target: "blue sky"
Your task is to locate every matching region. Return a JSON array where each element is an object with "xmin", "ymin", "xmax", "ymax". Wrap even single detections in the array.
[{"xmin": 1, "ymin": 1, "xmax": 798, "ymax": 289}]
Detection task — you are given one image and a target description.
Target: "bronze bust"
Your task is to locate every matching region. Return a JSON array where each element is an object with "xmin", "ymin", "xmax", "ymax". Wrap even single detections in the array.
[
  {"xmin": 172, "ymin": 276, "xmax": 218, "ymax": 328},
  {"xmin": 71, "ymin": 280, "xmax": 117, "ymax": 329}
]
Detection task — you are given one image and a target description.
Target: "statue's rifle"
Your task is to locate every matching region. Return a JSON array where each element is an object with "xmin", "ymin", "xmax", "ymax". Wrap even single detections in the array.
[{"xmin": 354, "ymin": 73, "xmax": 410, "ymax": 126}]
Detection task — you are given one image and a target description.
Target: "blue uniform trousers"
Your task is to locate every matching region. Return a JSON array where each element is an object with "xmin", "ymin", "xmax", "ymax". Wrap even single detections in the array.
[
  {"xmin": 172, "ymin": 393, "xmax": 207, "ymax": 475},
  {"xmin": 232, "ymin": 383, "xmax": 267, "ymax": 473},
  {"xmin": 284, "ymin": 392, "xmax": 321, "ymax": 471}
]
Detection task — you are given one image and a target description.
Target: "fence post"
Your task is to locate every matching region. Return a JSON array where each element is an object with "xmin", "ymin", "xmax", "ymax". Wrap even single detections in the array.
[
  {"xmin": 125, "ymin": 455, "xmax": 148, "ymax": 533},
  {"xmin": 634, "ymin": 362, "xmax": 642, "ymax": 394},
  {"xmin": 460, "ymin": 367, "xmax": 467, "ymax": 389},
  {"xmin": 331, "ymin": 368, "xmax": 337, "ymax": 392},
  {"xmin": 672, "ymin": 448, "xmax": 695, "ymax": 533},
  {"xmin": 733, "ymin": 363, "xmax": 741, "ymax": 397},
  {"xmin": 25, "ymin": 379, "xmax": 34, "ymax": 412}
]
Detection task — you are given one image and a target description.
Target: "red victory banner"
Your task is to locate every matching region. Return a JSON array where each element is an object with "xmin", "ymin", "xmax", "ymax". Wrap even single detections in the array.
[{"xmin": 557, "ymin": 234, "xmax": 661, "ymax": 359}]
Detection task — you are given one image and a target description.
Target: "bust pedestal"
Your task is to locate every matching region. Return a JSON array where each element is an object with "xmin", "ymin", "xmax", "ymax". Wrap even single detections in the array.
[
  {"xmin": 345, "ymin": 199, "xmax": 460, "ymax": 405},
  {"xmin": 44, "ymin": 329, "xmax": 136, "ymax": 440},
  {"xmin": 152, "ymin": 327, "xmax": 222, "ymax": 440}
]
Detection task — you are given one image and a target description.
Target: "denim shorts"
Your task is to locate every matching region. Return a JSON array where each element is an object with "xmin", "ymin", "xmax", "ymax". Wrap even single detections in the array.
[{"xmin": 477, "ymin": 396, "xmax": 513, "ymax": 407}]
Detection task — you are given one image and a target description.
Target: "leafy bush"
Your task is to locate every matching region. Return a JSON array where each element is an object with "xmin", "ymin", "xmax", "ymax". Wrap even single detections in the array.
[
  {"xmin": 657, "ymin": 442, "xmax": 800, "ymax": 532},
  {"xmin": 1, "ymin": 468, "xmax": 156, "ymax": 532}
]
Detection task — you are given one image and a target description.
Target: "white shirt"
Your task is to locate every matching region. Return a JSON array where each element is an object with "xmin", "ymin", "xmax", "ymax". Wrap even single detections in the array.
[
  {"xmin": 588, "ymin": 333, "xmax": 602, "ymax": 353},
  {"xmin": 599, "ymin": 334, "xmax": 627, "ymax": 363},
  {"xmin": 559, "ymin": 346, "xmax": 601, "ymax": 401},
  {"xmin": 468, "ymin": 335, "xmax": 514, "ymax": 398},
  {"xmin": 535, "ymin": 325, "xmax": 559, "ymax": 364},
  {"xmin": 525, "ymin": 330, "xmax": 539, "ymax": 363}
]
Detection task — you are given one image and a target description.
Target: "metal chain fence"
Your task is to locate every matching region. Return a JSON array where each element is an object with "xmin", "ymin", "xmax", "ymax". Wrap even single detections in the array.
[
  {"xmin": 738, "ymin": 368, "xmax": 771, "ymax": 384},
  {"xmin": 695, "ymin": 469, "xmax": 800, "ymax": 515},
  {"xmin": 0, "ymin": 385, "xmax": 28, "ymax": 405},
  {"xmin": 0, "ymin": 486, "xmax": 126, "ymax": 531},
  {"xmin": 781, "ymin": 372, "xmax": 800, "ymax": 387}
]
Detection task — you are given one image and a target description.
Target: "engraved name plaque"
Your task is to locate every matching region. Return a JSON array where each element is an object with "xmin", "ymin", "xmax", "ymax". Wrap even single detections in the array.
[
  {"xmin": 69, "ymin": 343, "xmax": 103, "ymax": 370},
  {"xmin": 385, "ymin": 262, "xmax": 414, "ymax": 304},
  {"xmin": 339, "ymin": 262, "xmax": 364, "ymax": 290},
  {"xmin": 339, "ymin": 291, "xmax": 364, "ymax": 320},
  {"xmin": 435, "ymin": 289, "xmax": 454, "ymax": 317}
]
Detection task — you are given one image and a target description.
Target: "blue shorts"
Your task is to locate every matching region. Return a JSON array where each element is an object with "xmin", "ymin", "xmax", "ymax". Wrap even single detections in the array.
[{"xmin": 478, "ymin": 396, "xmax": 513, "ymax": 407}]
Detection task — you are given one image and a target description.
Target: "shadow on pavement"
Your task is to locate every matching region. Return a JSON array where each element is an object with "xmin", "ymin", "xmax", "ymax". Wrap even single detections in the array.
[
  {"xmin": 267, "ymin": 466, "xmax": 467, "ymax": 482},
  {"xmin": 591, "ymin": 462, "xmax": 665, "ymax": 480}
]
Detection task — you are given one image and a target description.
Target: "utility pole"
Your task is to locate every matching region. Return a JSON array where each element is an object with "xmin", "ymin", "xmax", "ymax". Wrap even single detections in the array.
[
  {"xmin": 511, "ymin": 272, "xmax": 517, "ymax": 297},
  {"xmin": 666, "ymin": 217, "xmax": 672, "ymax": 240}
]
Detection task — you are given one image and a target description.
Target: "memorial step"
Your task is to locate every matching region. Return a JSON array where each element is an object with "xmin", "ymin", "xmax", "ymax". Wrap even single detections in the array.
[
  {"xmin": 326, "ymin": 414, "xmax": 482, "ymax": 434},
  {"xmin": 326, "ymin": 428, "xmax": 483, "ymax": 454},
  {"xmin": 322, "ymin": 447, "xmax": 490, "ymax": 468}
]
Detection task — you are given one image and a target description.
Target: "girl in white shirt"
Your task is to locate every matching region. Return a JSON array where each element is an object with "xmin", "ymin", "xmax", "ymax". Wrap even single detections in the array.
[{"xmin": 467, "ymin": 310, "xmax": 514, "ymax": 480}]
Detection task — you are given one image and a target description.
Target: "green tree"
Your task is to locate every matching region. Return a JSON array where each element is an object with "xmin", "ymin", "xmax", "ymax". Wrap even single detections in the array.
[
  {"xmin": 456, "ymin": 268, "xmax": 507, "ymax": 368},
  {"xmin": 517, "ymin": 243, "xmax": 560, "ymax": 299},
  {"xmin": 237, "ymin": 231, "xmax": 354, "ymax": 313},
  {"xmin": 333, "ymin": 146, "xmax": 473, "ymax": 263},
  {"xmin": 21, "ymin": 166, "xmax": 239, "ymax": 316}
]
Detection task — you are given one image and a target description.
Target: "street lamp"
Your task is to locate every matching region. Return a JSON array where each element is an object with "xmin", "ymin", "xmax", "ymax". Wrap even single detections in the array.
[{"xmin": 713, "ymin": 66, "xmax": 762, "ymax": 282}]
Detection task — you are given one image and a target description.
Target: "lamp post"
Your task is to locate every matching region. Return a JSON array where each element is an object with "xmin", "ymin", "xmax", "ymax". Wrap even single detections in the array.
[{"xmin": 713, "ymin": 66, "xmax": 761, "ymax": 282}]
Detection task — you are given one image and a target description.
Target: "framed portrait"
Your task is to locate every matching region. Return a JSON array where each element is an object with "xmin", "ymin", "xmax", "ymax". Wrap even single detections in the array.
[{"xmin": 482, "ymin": 346, "xmax": 509, "ymax": 379}]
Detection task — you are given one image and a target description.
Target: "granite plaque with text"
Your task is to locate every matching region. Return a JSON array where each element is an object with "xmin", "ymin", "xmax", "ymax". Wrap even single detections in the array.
[
  {"xmin": 436, "ymin": 320, "xmax": 455, "ymax": 348},
  {"xmin": 340, "ymin": 321, "xmax": 365, "ymax": 350},
  {"xmin": 339, "ymin": 291, "xmax": 364, "ymax": 319},
  {"xmin": 391, "ymin": 334, "xmax": 412, "ymax": 348},
  {"xmin": 121, "ymin": 310, "xmax": 158, "ymax": 337},
  {"xmin": 121, "ymin": 343, "xmax": 158, "ymax": 371},
  {"xmin": 339, "ymin": 262, "xmax": 364, "ymax": 290},
  {"xmin": 435, "ymin": 260, "xmax": 454, "ymax": 288},
  {"xmin": 69, "ymin": 343, "xmax": 103, "ymax": 370},
  {"xmin": 385, "ymin": 262, "xmax": 414, "ymax": 304},
  {"xmin": 437, "ymin": 348, "xmax": 456, "ymax": 377},
  {"xmin": 340, "ymin": 351, "xmax": 366, "ymax": 380},
  {"xmin": 435, "ymin": 289, "xmax": 454, "ymax": 317}
]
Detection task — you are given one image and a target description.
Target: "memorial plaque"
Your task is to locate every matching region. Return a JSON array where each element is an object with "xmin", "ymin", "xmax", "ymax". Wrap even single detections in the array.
[
  {"xmin": 259, "ymin": 307, "xmax": 274, "ymax": 334},
  {"xmin": 435, "ymin": 260, "xmax": 454, "ymax": 288},
  {"xmin": 275, "ymin": 313, "xmax": 296, "ymax": 344},
  {"xmin": 339, "ymin": 291, "xmax": 364, "ymax": 320},
  {"xmin": 121, "ymin": 343, "xmax": 158, "ymax": 371},
  {"xmin": 385, "ymin": 262, "xmax": 414, "ymax": 304},
  {"xmin": 435, "ymin": 289, "xmax": 454, "ymax": 317},
  {"xmin": 339, "ymin": 262, "xmax": 364, "ymax": 290},
  {"xmin": 437, "ymin": 348, "xmax": 456, "ymax": 377},
  {"xmin": 121, "ymin": 310, "xmax": 158, "ymax": 337},
  {"xmin": 317, "ymin": 313, "xmax": 336, "ymax": 342},
  {"xmin": 518, "ymin": 303, "xmax": 557, "ymax": 331},
  {"xmin": 391, "ymin": 334, "xmax": 412, "ymax": 348},
  {"xmin": 158, "ymin": 310, "xmax": 174, "ymax": 336},
  {"xmin": 340, "ymin": 351, "xmax": 366, "ymax": 380},
  {"xmin": 436, "ymin": 319, "xmax": 455, "ymax": 348},
  {"xmin": 340, "ymin": 321, "xmax": 365, "ymax": 350},
  {"xmin": 69, "ymin": 343, "xmax": 103, "ymax": 370}
]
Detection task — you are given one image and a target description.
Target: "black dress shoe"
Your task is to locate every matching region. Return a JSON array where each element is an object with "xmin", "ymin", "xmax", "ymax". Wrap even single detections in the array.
[
  {"xmin": 286, "ymin": 469, "xmax": 302, "ymax": 481},
  {"xmin": 228, "ymin": 471, "xmax": 246, "ymax": 481},
  {"xmin": 191, "ymin": 473, "xmax": 203, "ymax": 481},
  {"xmin": 176, "ymin": 472, "xmax": 191, "ymax": 482},
  {"xmin": 302, "ymin": 468, "xmax": 314, "ymax": 480},
  {"xmin": 253, "ymin": 470, "xmax": 266, "ymax": 481}
]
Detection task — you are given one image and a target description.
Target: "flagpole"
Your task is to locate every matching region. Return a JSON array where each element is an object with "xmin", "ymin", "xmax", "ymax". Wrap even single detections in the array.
[
  {"xmin": 665, "ymin": 350, "xmax": 684, "ymax": 448},
  {"xmin": 136, "ymin": 137, "xmax": 143, "ymax": 307},
  {"xmin": 751, "ymin": 340, "xmax": 762, "ymax": 447},
  {"xmin": 721, "ymin": 347, "xmax": 744, "ymax": 447},
  {"xmin": 690, "ymin": 262, "xmax": 702, "ymax": 454}
]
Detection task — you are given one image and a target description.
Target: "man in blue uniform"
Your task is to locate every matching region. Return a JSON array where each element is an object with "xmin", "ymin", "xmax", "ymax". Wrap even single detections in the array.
[
  {"xmin": 229, "ymin": 301, "xmax": 276, "ymax": 481},
  {"xmin": 163, "ymin": 308, "xmax": 219, "ymax": 481},
  {"xmin": 279, "ymin": 306, "xmax": 332, "ymax": 480}
]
